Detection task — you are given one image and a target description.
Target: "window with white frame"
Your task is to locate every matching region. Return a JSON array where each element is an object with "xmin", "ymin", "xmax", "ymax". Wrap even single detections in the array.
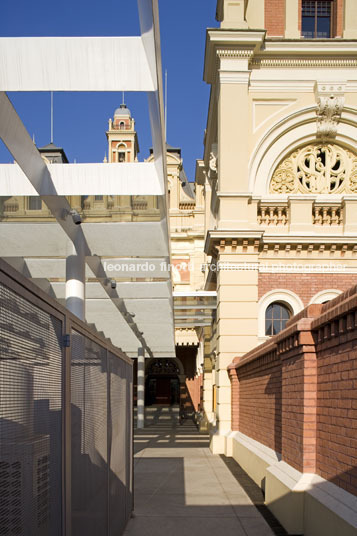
[{"xmin": 265, "ymin": 302, "xmax": 291, "ymax": 336}]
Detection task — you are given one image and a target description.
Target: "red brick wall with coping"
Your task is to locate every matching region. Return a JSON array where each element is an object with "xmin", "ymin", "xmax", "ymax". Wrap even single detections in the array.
[{"xmin": 229, "ymin": 289, "xmax": 357, "ymax": 494}]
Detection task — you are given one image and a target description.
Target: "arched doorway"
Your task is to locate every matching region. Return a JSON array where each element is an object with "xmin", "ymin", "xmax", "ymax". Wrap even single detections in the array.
[{"xmin": 145, "ymin": 359, "xmax": 181, "ymax": 406}]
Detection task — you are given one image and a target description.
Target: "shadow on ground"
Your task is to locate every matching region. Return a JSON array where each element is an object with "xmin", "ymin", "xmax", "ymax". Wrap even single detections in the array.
[{"xmin": 126, "ymin": 410, "xmax": 288, "ymax": 536}]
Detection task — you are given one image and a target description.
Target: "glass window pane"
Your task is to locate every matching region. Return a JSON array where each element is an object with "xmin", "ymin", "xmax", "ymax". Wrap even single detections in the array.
[
  {"xmin": 281, "ymin": 307, "xmax": 290, "ymax": 320},
  {"xmin": 265, "ymin": 302, "xmax": 291, "ymax": 336},
  {"xmin": 266, "ymin": 304, "xmax": 274, "ymax": 318},
  {"xmin": 265, "ymin": 320, "xmax": 272, "ymax": 336},
  {"xmin": 302, "ymin": 16, "xmax": 315, "ymax": 38},
  {"xmin": 28, "ymin": 196, "xmax": 42, "ymax": 210},
  {"xmin": 317, "ymin": 16, "xmax": 331, "ymax": 37},
  {"xmin": 273, "ymin": 319, "xmax": 281, "ymax": 335}
]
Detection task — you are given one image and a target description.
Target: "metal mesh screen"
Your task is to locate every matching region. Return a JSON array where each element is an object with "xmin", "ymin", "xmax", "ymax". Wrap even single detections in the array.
[
  {"xmin": 71, "ymin": 334, "xmax": 133, "ymax": 536},
  {"xmin": 108, "ymin": 353, "xmax": 133, "ymax": 536},
  {"xmin": 0, "ymin": 282, "xmax": 63, "ymax": 536},
  {"xmin": 71, "ymin": 331, "xmax": 108, "ymax": 536},
  {"xmin": 0, "ymin": 265, "xmax": 133, "ymax": 536}
]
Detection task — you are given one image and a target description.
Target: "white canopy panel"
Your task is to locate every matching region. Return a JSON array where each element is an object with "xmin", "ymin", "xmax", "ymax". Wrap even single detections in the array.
[
  {"xmin": 0, "ymin": 37, "xmax": 155, "ymax": 91},
  {"xmin": 86, "ymin": 298, "xmax": 175, "ymax": 357},
  {"xmin": 0, "ymin": 163, "xmax": 164, "ymax": 196},
  {"xmin": 0, "ymin": 221, "xmax": 170, "ymax": 258}
]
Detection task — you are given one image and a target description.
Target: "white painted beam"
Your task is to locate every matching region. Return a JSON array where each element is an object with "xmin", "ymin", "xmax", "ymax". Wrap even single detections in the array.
[
  {"xmin": 0, "ymin": 37, "xmax": 155, "ymax": 91},
  {"xmin": 0, "ymin": 163, "xmax": 164, "ymax": 196}
]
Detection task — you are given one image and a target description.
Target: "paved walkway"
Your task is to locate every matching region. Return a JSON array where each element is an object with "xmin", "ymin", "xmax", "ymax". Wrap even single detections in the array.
[{"xmin": 123, "ymin": 410, "xmax": 283, "ymax": 536}]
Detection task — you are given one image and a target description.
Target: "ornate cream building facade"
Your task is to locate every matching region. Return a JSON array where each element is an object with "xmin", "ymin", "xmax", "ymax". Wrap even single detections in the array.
[{"xmin": 195, "ymin": 0, "xmax": 357, "ymax": 452}]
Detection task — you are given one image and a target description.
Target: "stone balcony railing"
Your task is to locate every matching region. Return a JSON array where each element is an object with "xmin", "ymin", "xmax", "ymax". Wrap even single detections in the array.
[{"xmin": 257, "ymin": 203, "xmax": 289, "ymax": 226}]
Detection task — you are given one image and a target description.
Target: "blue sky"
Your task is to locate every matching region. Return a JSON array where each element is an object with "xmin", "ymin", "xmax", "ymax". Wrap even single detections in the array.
[{"xmin": 0, "ymin": 0, "xmax": 218, "ymax": 180}]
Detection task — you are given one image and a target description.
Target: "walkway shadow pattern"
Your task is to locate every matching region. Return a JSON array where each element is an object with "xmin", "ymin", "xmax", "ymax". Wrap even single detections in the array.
[{"xmin": 125, "ymin": 409, "xmax": 286, "ymax": 536}]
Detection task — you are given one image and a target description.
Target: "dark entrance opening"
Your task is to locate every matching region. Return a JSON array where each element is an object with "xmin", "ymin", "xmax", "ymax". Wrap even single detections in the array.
[{"xmin": 145, "ymin": 359, "xmax": 180, "ymax": 406}]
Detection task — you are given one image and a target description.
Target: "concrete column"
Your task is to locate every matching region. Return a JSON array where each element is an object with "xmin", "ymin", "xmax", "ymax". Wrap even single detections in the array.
[
  {"xmin": 137, "ymin": 348, "xmax": 145, "ymax": 429},
  {"xmin": 65, "ymin": 239, "xmax": 85, "ymax": 321}
]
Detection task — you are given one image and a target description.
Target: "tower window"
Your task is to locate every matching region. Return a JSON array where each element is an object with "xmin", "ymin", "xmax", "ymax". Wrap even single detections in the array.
[
  {"xmin": 119, "ymin": 121, "xmax": 125, "ymax": 130},
  {"xmin": 118, "ymin": 151, "xmax": 126, "ymax": 162},
  {"xmin": 28, "ymin": 196, "xmax": 42, "ymax": 210},
  {"xmin": 302, "ymin": 1, "xmax": 333, "ymax": 38},
  {"xmin": 265, "ymin": 302, "xmax": 291, "ymax": 336}
]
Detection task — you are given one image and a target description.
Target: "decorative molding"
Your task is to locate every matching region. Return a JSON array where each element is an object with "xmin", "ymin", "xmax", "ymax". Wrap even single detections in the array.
[
  {"xmin": 270, "ymin": 143, "xmax": 357, "ymax": 195},
  {"xmin": 251, "ymin": 58, "xmax": 357, "ymax": 68},
  {"xmin": 219, "ymin": 70, "xmax": 250, "ymax": 84},
  {"xmin": 315, "ymin": 82, "xmax": 345, "ymax": 140},
  {"xmin": 216, "ymin": 48, "xmax": 254, "ymax": 59}
]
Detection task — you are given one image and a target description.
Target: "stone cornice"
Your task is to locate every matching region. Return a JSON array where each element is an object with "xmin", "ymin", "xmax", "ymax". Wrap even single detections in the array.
[
  {"xmin": 204, "ymin": 229, "xmax": 357, "ymax": 256},
  {"xmin": 204, "ymin": 229, "xmax": 263, "ymax": 255},
  {"xmin": 204, "ymin": 32, "xmax": 357, "ymax": 86},
  {"xmin": 204, "ymin": 29, "xmax": 265, "ymax": 84}
]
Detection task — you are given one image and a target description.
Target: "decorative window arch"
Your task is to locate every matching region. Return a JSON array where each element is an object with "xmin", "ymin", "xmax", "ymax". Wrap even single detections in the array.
[
  {"xmin": 258, "ymin": 290, "xmax": 304, "ymax": 340},
  {"xmin": 115, "ymin": 142, "xmax": 127, "ymax": 163},
  {"xmin": 270, "ymin": 143, "xmax": 357, "ymax": 194},
  {"xmin": 249, "ymin": 105, "xmax": 357, "ymax": 195},
  {"xmin": 309, "ymin": 289, "xmax": 342, "ymax": 305}
]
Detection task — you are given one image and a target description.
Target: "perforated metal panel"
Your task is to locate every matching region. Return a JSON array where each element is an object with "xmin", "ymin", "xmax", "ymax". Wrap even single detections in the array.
[
  {"xmin": 0, "ymin": 270, "xmax": 133, "ymax": 536},
  {"xmin": 71, "ymin": 330, "xmax": 108, "ymax": 536},
  {"xmin": 0, "ymin": 282, "xmax": 63, "ymax": 536},
  {"xmin": 108, "ymin": 354, "xmax": 128, "ymax": 536}
]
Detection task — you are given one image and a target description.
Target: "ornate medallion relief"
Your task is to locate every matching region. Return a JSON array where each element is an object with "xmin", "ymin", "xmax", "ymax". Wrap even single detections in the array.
[{"xmin": 270, "ymin": 144, "xmax": 357, "ymax": 194}]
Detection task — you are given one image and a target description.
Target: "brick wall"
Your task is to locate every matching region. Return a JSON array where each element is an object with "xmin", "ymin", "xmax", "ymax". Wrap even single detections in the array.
[
  {"xmin": 265, "ymin": 0, "xmax": 285, "ymax": 36},
  {"xmin": 229, "ymin": 288, "xmax": 357, "ymax": 495},
  {"xmin": 258, "ymin": 273, "xmax": 357, "ymax": 306},
  {"xmin": 229, "ymin": 343, "xmax": 282, "ymax": 453},
  {"xmin": 186, "ymin": 373, "xmax": 203, "ymax": 412},
  {"xmin": 277, "ymin": 316, "xmax": 318, "ymax": 472},
  {"xmin": 312, "ymin": 296, "xmax": 357, "ymax": 495},
  {"xmin": 336, "ymin": 0, "xmax": 344, "ymax": 36}
]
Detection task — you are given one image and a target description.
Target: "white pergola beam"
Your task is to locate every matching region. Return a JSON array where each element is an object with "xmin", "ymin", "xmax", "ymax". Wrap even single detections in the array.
[
  {"xmin": 0, "ymin": 37, "xmax": 155, "ymax": 92},
  {"xmin": 0, "ymin": 163, "xmax": 164, "ymax": 196}
]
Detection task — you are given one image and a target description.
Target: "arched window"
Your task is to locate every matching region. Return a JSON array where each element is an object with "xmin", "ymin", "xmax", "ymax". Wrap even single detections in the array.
[
  {"xmin": 265, "ymin": 302, "xmax": 291, "ymax": 336},
  {"xmin": 119, "ymin": 121, "xmax": 125, "ymax": 130},
  {"xmin": 115, "ymin": 142, "xmax": 127, "ymax": 163}
]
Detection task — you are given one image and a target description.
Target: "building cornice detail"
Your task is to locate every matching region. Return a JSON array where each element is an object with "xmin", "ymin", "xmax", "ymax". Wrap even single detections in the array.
[
  {"xmin": 204, "ymin": 29, "xmax": 265, "ymax": 84},
  {"xmin": 251, "ymin": 58, "xmax": 357, "ymax": 68},
  {"xmin": 216, "ymin": 48, "xmax": 255, "ymax": 59},
  {"xmin": 204, "ymin": 229, "xmax": 263, "ymax": 255}
]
